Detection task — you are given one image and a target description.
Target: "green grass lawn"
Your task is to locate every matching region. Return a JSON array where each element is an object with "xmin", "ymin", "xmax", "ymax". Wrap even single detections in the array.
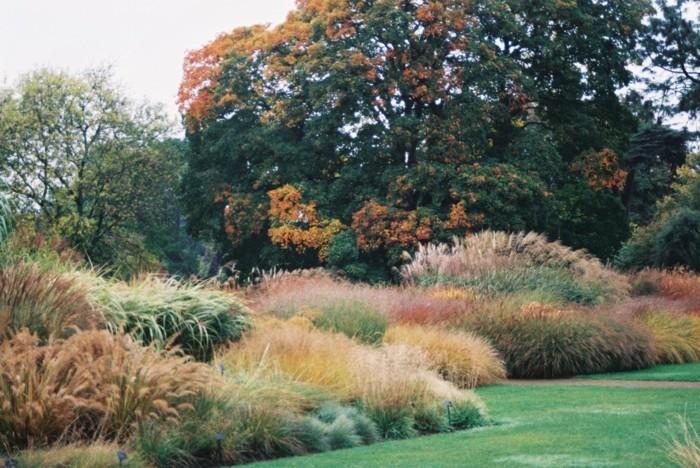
[
  {"xmin": 249, "ymin": 384, "xmax": 700, "ymax": 467},
  {"xmin": 581, "ymin": 362, "xmax": 700, "ymax": 382}
]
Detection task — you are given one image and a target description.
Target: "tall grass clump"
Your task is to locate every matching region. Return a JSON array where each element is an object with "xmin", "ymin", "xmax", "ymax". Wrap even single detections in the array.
[
  {"xmin": 135, "ymin": 373, "xmax": 378, "ymax": 466},
  {"xmin": 633, "ymin": 269, "xmax": 700, "ymax": 307},
  {"xmin": 463, "ymin": 302, "xmax": 656, "ymax": 378},
  {"xmin": 0, "ymin": 263, "xmax": 102, "ymax": 341},
  {"xmin": 307, "ymin": 300, "xmax": 387, "ymax": 344},
  {"xmin": 384, "ymin": 325, "xmax": 505, "ymax": 388},
  {"xmin": 402, "ymin": 231, "xmax": 629, "ymax": 304},
  {"xmin": 84, "ymin": 275, "xmax": 250, "ymax": 361},
  {"xmin": 638, "ymin": 312, "xmax": 700, "ymax": 364},
  {"xmin": 665, "ymin": 415, "xmax": 700, "ymax": 468},
  {"xmin": 221, "ymin": 323, "xmax": 488, "ymax": 439},
  {"xmin": 0, "ymin": 330, "xmax": 210, "ymax": 449}
]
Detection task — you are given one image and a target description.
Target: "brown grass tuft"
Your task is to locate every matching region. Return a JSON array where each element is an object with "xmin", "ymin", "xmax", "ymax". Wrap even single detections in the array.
[
  {"xmin": 0, "ymin": 330, "xmax": 210, "ymax": 449},
  {"xmin": 0, "ymin": 263, "xmax": 103, "ymax": 341}
]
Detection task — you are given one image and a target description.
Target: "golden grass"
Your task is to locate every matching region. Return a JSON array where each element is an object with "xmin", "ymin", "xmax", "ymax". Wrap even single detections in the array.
[
  {"xmin": 17, "ymin": 442, "xmax": 147, "ymax": 467},
  {"xmin": 384, "ymin": 325, "xmax": 505, "ymax": 388},
  {"xmin": 638, "ymin": 312, "xmax": 700, "ymax": 364},
  {"xmin": 220, "ymin": 322, "xmax": 484, "ymax": 416},
  {"xmin": 0, "ymin": 330, "xmax": 211, "ymax": 448}
]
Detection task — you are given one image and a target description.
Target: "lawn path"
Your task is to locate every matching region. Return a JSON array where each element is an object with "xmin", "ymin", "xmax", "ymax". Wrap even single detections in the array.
[{"xmin": 505, "ymin": 378, "xmax": 700, "ymax": 389}]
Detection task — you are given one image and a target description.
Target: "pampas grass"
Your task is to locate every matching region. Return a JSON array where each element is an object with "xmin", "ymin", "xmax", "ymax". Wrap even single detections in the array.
[
  {"xmin": 402, "ymin": 231, "xmax": 630, "ymax": 303},
  {"xmin": 384, "ymin": 325, "xmax": 505, "ymax": 388}
]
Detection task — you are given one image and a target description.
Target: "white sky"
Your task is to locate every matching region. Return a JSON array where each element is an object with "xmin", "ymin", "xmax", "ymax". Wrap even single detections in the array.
[{"xmin": 0, "ymin": 0, "xmax": 296, "ymax": 123}]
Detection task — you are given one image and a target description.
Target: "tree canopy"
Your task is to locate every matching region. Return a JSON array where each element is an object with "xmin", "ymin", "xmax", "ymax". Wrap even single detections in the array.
[
  {"xmin": 179, "ymin": 0, "xmax": 653, "ymax": 277},
  {"xmin": 0, "ymin": 69, "xmax": 197, "ymax": 276}
]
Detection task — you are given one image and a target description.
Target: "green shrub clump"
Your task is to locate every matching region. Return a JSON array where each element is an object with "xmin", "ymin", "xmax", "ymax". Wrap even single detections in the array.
[{"xmin": 310, "ymin": 300, "xmax": 387, "ymax": 344}]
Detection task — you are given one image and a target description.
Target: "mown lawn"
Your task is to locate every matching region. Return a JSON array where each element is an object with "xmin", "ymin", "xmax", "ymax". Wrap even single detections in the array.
[
  {"xmin": 582, "ymin": 362, "xmax": 700, "ymax": 382},
  {"xmin": 249, "ymin": 384, "xmax": 700, "ymax": 467}
]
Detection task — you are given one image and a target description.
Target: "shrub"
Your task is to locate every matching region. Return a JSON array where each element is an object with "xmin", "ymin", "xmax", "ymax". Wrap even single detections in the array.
[
  {"xmin": 402, "ymin": 231, "xmax": 629, "ymax": 304},
  {"xmin": 464, "ymin": 303, "xmax": 656, "ymax": 378},
  {"xmin": 86, "ymin": 275, "xmax": 250, "ymax": 361},
  {"xmin": 384, "ymin": 325, "xmax": 505, "ymax": 388},
  {"xmin": 0, "ymin": 330, "xmax": 210, "ymax": 449},
  {"xmin": 653, "ymin": 209, "xmax": 700, "ymax": 271},
  {"xmin": 638, "ymin": 312, "xmax": 700, "ymax": 364},
  {"xmin": 310, "ymin": 300, "xmax": 387, "ymax": 344},
  {"xmin": 0, "ymin": 263, "xmax": 102, "ymax": 341}
]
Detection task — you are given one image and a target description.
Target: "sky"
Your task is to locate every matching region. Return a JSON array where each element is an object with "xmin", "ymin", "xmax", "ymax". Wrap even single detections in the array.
[{"xmin": 1, "ymin": 0, "xmax": 296, "ymax": 122}]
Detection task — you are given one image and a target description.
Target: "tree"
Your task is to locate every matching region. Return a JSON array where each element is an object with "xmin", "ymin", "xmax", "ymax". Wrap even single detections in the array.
[
  {"xmin": 643, "ymin": 0, "xmax": 700, "ymax": 116},
  {"xmin": 0, "ymin": 69, "xmax": 190, "ymax": 275},
  {"xmin": 622, "ymin": 124, "xmax": 688, "ymax": 225},
  {"xmin": 180, "ymin": 0, "xmax": 652, "ymax": 275},
  {"xmin": 617, "ymin": 153, "xmax": 700, "ymax": 271}
]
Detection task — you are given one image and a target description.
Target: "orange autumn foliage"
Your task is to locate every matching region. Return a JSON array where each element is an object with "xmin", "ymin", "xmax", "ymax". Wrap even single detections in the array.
[
  {"xmin": 267, "ymin": 185, "xmax": 344, "ymax": 260},
  {"xmin": 571, "ymin": 148, "xmax": 628, "ymax": 191},
  {"xmin": 351, "ymin": 201, "xmax": 434, "ymax": 252}
]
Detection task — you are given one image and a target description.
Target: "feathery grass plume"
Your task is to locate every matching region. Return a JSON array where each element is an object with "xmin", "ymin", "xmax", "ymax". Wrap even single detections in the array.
[
  {"xmin": 0, "ymin": 263, "xmax": 103, "ymax": 341},
  {"xmin": 384, "ymin": 325, "xmax": 505, "ymax": 388},
  {"xmin": 464, "ymin": 301, "xmax": 656, "ymax": 378},
  {"xmin": 78, "ymin": 274, "xmax": 250, "ymax": 361},
  {"xmin": 401, "ymin": 231, "xmax": 630, "ymax": 304},
  {"xmin": 638, "ymin": 312, "xmax": 700, "ymax": 364},
  {"xmin": 0, "ymin": 330, "xmax": 210, "ymax": 449},
  {"xmin": 221, "ymin": 323, "xmax": 488, "ymax": 438},
  {"xmin": 665, "ymin": 415, "xmax": 700, "ymax": 468}
]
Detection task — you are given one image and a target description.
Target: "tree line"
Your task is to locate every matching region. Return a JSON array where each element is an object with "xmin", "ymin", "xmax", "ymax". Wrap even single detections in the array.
[{"xmin": 1, "ymin": 0, "xmax": 699, "ymax": 278}]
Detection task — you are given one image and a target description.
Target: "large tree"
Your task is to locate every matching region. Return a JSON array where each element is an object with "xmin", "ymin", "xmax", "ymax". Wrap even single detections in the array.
[
  {"xmin": 0, "ymin": 69, "xmax": 193, "ymax": 274},
  {"xmin": 180, "ymin": 0, "xmax": 652, "ymax": 275}
]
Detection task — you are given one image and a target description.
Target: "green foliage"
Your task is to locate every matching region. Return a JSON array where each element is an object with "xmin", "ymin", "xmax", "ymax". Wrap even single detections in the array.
[
  {"xmin": 91, "ymin": 276, "xmax": 250, "ymax": 361},
  {"xmin": 622, "ymin": 125, "xmax": 688, "ymax": 225},
  {"xmin": 180, "ymin": 0, "xmax": 652, "ymax": 274},
  {"xmin": 362, "ymin": 406, "xmax": 416, "ymax": 440},
  {"xmin": 643, "ymin": 0, "xmax": 700, "ymax": 116},
  {"xmin": 618, "ymin": 154, "xmax": 700, "ymax": 272},
  {"xmin": 0, "ymin": 69, "xmax": 201, "ymax": 278},
  {"xmin": 310, "ymin": 300, "xmax": 387, "ymax": 344},
  {"xmin": 652, "ymin": 209, "xmax": 700, "ymax": 271},
  {"xmin": 448, "ymin": 400, "xmax": 489, "ymax": 430},
  {"xmin": 0, "ymin": 192, "xmax": 11, "ymax": 246}
]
